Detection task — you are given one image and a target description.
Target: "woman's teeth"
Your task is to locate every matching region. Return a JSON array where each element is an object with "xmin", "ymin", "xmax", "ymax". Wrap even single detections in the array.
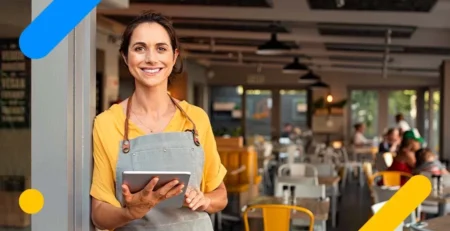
[{"xmin": 142, "ymin": 68, "xmax": 161, "ymax": 74}]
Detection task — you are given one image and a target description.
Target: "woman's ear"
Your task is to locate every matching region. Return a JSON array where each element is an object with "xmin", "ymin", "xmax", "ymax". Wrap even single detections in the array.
[
  {"xmin": 121, "ymin": 53, "xmax": 128, "ymax": 66},
  {"xmin": 173, "ymin": 48, "xmax": 179, "ymax": 63}
]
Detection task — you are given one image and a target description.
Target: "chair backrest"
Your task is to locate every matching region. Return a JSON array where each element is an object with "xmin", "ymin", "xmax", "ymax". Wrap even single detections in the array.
[
  {"xmin": 286, "ymin": 144, "xmax": 297, "ymax": 165},
  {"xmin": 243, "ymin": 204, "xmax": 315, "ymax": 231},
  {"xmin": 278, "ymin": 163, "xmax": 318, "ymax": 177},
  {"xmin": 311, "ymin": 163, "xmax": 337, "ymax": 176},
  {"xmin": 371, "ymin": 201, "xmax": 404, "ymax": 231},
  {"xmin": 275, "ymin": 182, "xmax": 326, "ymax": 199},
  {"xmin": 372, "ymin": 186, "xmax": 398, "ymax": 203},
  {"xmin": 370, "ymin": 171, "xmax": 412, "ymax": 187}
]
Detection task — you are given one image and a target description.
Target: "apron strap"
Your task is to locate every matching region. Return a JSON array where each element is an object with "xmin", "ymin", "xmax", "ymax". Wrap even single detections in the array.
[{"xmin": 122, "ymin": 92, "xmax": 199, "ymax": 153}]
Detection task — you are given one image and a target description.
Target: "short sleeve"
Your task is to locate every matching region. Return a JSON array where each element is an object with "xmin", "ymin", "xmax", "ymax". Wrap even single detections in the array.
[
  {"xmin": 90, "ymin": 119, "xmax": 121, "ymax": 208},
  {"xmin": 201, "ymin": 122, "xmax": 227, "ymax": 193}
]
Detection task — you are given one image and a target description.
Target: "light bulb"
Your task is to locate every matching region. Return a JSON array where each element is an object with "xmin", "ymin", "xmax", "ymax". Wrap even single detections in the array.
[{"xmin": 326, "ymin": 94, "xmax": 333, "ymax": 102}]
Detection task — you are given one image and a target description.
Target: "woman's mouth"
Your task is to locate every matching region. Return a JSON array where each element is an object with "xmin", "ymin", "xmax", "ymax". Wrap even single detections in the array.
[{"xmin": 141, "ymin": 68, "xmax": 162, "ymax": 74}]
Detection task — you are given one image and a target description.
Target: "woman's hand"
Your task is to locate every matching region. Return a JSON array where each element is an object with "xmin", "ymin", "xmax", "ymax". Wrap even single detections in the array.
[
  {"xmin": 184, "ymin": 187, "xmax": 211, "ymax": 211},
  {"xmin": 122, "ymin": 177, "xmax": 184, "ymax": 220}
]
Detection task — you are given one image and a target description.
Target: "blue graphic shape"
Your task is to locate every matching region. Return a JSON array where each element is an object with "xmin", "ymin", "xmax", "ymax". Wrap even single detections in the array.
[{"xmin": 19, "ymin": 0, "xmax": 101, "ymax": 59}]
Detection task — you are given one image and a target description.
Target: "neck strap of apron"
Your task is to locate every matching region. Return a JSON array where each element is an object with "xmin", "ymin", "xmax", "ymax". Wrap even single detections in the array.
[{"xmin": 122, "ymin": 92, "xmax": 200, "ymax": 153}]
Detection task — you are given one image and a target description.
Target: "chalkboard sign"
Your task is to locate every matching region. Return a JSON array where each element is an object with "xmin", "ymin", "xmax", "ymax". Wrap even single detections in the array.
[{"xmin": 0, "ymin": 39, "xmax": 31, "ymax": 128}]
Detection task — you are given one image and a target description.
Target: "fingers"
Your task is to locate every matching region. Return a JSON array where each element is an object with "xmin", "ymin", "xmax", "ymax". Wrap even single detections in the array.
[
  {"xmin": 122, "ymin": 184, "xmax": 133, "ymax": 203},
  {"xmin": 189, "ymin": 193, "xmax": 202, "ymax": 209},
  {"xmin": 185, "ymin": 188, "xmax": 197, "ymax": 204},
  {"xmin": 142, "ymin": 177, "xmax": 159, "ymax": 197},
  {"xmin": 156, "ymin": 179, "xmax": 180, "ymax": 198},
  {"xmin": 165, "ymin": 183, "xmax": 185, "ymax": 199}
]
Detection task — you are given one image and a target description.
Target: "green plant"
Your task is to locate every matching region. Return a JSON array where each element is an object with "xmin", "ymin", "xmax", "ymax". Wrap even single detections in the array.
[{"xmin": 313, "ymin": 97, "xmax": 347, "ymax": 111}]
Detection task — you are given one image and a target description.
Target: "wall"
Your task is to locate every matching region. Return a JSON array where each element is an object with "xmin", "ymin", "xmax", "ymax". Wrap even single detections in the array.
[{"xmin": 208, "ymin": 65, "xmax": 440, "ymax": 140}]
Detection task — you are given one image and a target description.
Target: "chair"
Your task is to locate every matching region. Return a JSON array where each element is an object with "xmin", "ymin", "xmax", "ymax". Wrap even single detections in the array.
[
  {"xmin": 242, "ymin": 204, "xmax": 315, "ymax": 231},
  {"xmin": 278, "ymin": 163, "xmax": 318, "ymax": 177},
  {"xmin": 369, "ymin": 171, "xmax": 413, "ymax": 187}
]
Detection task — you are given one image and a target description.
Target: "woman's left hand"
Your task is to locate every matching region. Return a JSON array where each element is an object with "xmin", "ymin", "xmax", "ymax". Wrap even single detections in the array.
[{"xmin": 184, "ymin": 187, "xmax": 211, "ymax": 211}]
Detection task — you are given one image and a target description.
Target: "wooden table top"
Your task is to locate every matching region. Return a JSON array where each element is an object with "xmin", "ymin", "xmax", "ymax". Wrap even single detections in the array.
[
  {"xmin": 425, "ymin": 187, "xmax": 450, "ymax": 203},
  {"xmin": 277, "ymin": 176, "xmax": 341, "ymax": 186},
  {"xmin": 245, "ymin": 196, "xmax": 330, "ymax": 221},
  {"xmin": 408, "ymin": 215, "xmax": 450, "ymax": 230}
]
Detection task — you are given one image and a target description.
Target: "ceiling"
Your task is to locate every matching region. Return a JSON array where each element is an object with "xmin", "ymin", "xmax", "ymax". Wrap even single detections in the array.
[{"xmin": 98, "ymin": 0, "xmax": 450, "ymax": 77}]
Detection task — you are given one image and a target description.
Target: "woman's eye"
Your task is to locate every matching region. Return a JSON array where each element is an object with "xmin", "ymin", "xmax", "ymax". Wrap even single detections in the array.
[
  {"xmin": 135, "ymin": 47, "xmax": 145, "ymax": 52},
  {"xmin": 158, "ymin": 47, "xmax": 167, "ymax": 52}
]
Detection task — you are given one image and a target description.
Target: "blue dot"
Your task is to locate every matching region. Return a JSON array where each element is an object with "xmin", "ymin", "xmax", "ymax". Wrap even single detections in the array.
[{"xmin": 19, "ymin": 0, "xmax": 101, "ymax": 59}]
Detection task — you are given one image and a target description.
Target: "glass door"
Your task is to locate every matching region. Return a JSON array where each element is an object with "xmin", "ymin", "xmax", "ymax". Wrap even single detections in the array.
[
  {"xmin": 245, "ymin": 89, "xmax": 272, "ymax": 141},
  {"xmin": 350, "ymin": 90, "xmax": 379, "ymax": 138},
  {"xmin": 279, "ymin": 89, "xmax": 308, "ymax": 131}
]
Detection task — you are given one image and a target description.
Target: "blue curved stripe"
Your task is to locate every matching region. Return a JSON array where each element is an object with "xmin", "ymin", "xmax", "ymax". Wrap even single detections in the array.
[{"xmin": 19, "ymin": 0, "xmax": 101, "ymax": 59}]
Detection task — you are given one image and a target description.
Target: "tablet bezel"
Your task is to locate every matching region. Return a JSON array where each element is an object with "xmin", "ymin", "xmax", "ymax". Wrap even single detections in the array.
[{"xmin": 122, "ymin": 171, "xmax": 191, "ymax": 209}]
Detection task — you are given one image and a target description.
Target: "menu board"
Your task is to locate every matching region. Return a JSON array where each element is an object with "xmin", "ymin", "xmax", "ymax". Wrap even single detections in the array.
[{"xmin": 0, "ymin": 39, "xmax": 31, "ymax": 128}]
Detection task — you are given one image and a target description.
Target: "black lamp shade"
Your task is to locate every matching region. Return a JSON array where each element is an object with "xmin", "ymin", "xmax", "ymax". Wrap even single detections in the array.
[
  {"xmin": 298, "ymin": 71, "xmax": 321, "ymax": 83},
  {"xmin": 256, "ymin": 33, "xmax": 291, "ymax": 55},
  {"xmin": 309, "ymin": 81, "xmax": 329, "ymax": 89},
  {"xmin": 283, "ymin": 57, "xmax": 308, "ymax": 74}
]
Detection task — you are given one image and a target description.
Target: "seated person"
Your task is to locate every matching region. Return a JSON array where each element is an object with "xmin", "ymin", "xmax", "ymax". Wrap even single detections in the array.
[
  {"xmin": 385, "ymin": 130, "xmax": 423, "ymax": 186},
  {"xmin": 378, "ymin": 128, "xmax": 401, "ymax": 153},
  {"xmin": 352, "ymin": 123, "xmax": 371, "ymax": 147},
  {"xmin": 414, "ymin": 148, "xmax": 449, "ymax": 175}
]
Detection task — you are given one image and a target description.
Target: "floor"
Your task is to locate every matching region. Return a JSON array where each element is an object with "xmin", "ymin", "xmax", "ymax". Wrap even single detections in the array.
[{"xmin": 220, "ymin": 180, "xmax": 373, "ymax": 231}]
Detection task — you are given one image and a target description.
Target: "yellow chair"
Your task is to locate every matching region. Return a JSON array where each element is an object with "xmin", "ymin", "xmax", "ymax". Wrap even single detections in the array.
[
  {"xmin": 369, "ymin": 171, "xmax": 412, "ymax": 187},
  {"xmin": 242, "ymin": 204, "xmax": 315, "ymax": 231}
]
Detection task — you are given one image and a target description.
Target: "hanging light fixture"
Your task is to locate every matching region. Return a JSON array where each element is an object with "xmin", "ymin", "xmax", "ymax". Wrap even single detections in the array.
[
  {"xmin": 256, "ymin": 33, "xmax": 291, "ymax": 55},
  {"xmin": 309, "ymin": 80, "xmax": 330, "ymax": 89},
  {"xmin": 282, "ymin": 57, "xmax": 308, "ymax": 74},
  {"xmin": 298, "ymin": 70, "xmax": 320, "ymax": 83}
]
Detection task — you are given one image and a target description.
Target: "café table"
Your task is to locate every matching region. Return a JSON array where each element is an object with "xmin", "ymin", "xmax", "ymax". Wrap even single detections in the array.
[
  {"xmin": 424, "ymin": 187, "xmax": 450, "ymax": 216},
  {"xmin": 407, "ymin": 214, "xmax": 450, "ymax": 230},
  {"xmin": 276, "ymin": 175, "xmax": 341, "ymax": 227}
]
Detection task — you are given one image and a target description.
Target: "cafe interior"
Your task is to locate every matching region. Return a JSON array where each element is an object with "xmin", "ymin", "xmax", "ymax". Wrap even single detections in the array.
[{"xmin": 2, "ymin": 0, "xmax": 450, "ymax": 230}]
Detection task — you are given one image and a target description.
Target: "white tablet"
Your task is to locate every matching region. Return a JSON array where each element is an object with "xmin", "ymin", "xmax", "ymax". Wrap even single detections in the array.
[{"xmin": 122, "ymin": 171, "xmax": 191, "ymax": 209}]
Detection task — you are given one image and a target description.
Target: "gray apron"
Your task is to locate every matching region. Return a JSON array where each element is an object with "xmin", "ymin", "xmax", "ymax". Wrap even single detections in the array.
[{"xmin": 114, "ymin": 95, "xmax": 214, "ymax": 231}]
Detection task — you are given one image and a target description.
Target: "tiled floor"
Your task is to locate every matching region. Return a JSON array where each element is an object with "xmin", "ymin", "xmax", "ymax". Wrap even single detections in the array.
[{"xmin": 220, "ymin": 180, "xmax": 373, "ymax": 231}]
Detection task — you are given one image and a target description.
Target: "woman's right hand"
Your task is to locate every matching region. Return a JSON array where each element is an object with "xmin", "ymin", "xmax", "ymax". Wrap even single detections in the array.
[{"xmin": 121, "ymin": 177, "xmax": 184, "ymax": 220}]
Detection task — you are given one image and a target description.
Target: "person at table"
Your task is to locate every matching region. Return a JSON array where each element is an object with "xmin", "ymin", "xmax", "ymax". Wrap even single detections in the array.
[
  {"xmin": 90, "ymin": 11, "xmax": 227, "ymax": 231},
  {"xmin": 281, "ymin": 123, "xmax": 293, "ymax": 138},
  {"xmin": 385, "ymin": 130, "xmax": 423, "ymax": 185},
  {"xmin": 378, "ymin": 128, "xmax": 401, "ymax": 153},
  {"xmin": 352, "ymin": 123, "xmax": 371, "ymax": 147},
  {"xmin": 414, "ymin": 148, "xmax": 449, "ymax": 175}
]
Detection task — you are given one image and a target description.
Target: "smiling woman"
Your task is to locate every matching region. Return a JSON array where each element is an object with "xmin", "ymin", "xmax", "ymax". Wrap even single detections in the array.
[{"xmin": 90, "ymin": 11, "xmax": 228, "ymax": 231}]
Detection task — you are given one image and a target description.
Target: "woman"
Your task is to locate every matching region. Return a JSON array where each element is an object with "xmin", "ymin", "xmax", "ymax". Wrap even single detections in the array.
[
  {"xmin": 385, "ymin": 133, "xmax": 421, "ymax": 185},
  {"xmin": 378, "ymin": 128, "xmax": 400, "ymax": 153},
  {"xmin": 90, "ymin": 12, "xmax": 228, "ymax": 231}
]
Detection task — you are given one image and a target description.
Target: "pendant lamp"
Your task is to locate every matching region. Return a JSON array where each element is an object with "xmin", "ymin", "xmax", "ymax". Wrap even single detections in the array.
[
  {"xmin": 256, "ymin": 33, "xmax": 291, "ymax": 55},
  {"xmin": 309, "ymin": 80, "xmax": 330, "ymax": 89},
  {"xmin": 283, "ymin": 57, "xmax": 308, "ymax": 74},
  {"xmin": 298, "ymin": 70, "xmax": 321, "ymax": 83}
]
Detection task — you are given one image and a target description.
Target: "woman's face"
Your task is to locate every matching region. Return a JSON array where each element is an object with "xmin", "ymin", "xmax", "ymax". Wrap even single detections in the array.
[
  {"xmin": 388, "ymin": 130, "xmax": 400, "ymax": 142},
  {"xmin": 124, "ymin": 22, "xmax": 178, "ymax": 88}
]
